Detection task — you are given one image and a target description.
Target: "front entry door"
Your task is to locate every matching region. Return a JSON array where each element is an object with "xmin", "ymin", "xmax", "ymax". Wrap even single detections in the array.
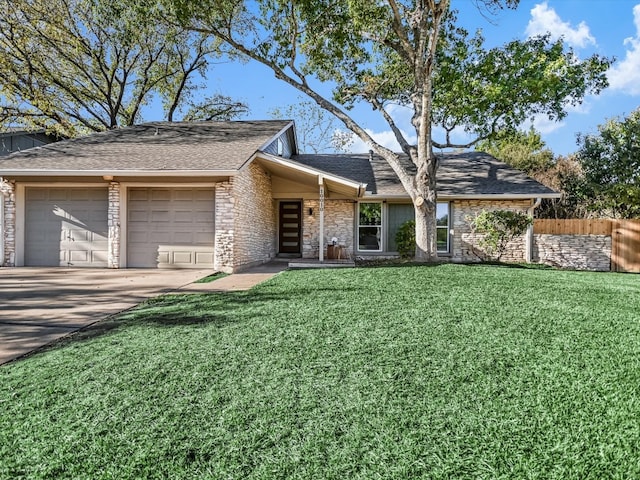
[{"xmin": 279, "ymin": 201, "xmax": 302, "ymax": 254}]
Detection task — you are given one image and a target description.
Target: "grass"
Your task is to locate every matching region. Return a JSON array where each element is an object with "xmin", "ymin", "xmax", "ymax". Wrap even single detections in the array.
[
  {"xmin": 1, "ymin": 264, "xmax": 640, "ymax": 479},
  {"xmin": 193, "ymin": 271, "xmax": 229, "ymax": 283}
]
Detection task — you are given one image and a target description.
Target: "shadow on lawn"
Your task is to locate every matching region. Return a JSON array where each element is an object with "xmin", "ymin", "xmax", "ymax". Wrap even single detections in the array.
[{"xmin": 45, "ymin": 284, "xmax": 360, "ymax": 351}]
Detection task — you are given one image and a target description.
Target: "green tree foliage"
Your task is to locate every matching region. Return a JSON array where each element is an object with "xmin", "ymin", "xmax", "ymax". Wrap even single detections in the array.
[
  {"xmin": 469, "ymin": 210, "xmax": 532, "ymax": 261},
  {"xmin": 158, "ymin": 0, "xmax": 610, "ymax": 260},
  {"xmin": 0, "ymin": 0, "xmax": 247, "ymax": 137},
  {"xmin": 395, "ymin": 220, "xmax": 416, "ymax": 259},
  {"xmin": 475, "ymin": 129, "xmax": 589, "ymax": 219},
  {"xmin": 576, "ymin": 109, "xmax": 640, "ymax": 219},
  {"xmin": 475, "ymin": 128, "xmax": 554, "ymax": 175}
]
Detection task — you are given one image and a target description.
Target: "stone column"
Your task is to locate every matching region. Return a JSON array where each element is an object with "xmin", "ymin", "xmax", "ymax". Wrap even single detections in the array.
[
  {"xmin": 214, "ymin": 181, "xmax": 234, "ymax": 273},
  {"xmin": 107, "ymin": 182, "xmax": 121, "ymax": 268},
  {"xmin": 1, "ymin": 180, "xmax": 16, "ymax": 267}
]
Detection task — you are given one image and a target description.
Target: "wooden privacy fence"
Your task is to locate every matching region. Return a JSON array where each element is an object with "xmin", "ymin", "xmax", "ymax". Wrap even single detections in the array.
[{"xmin": 534, "ymin": 219, "xmax": 640, "ymax": 273}]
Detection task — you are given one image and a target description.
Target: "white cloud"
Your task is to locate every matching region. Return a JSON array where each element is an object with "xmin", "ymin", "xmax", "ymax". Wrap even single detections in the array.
[
  {"xmin": 607, "ymin": 4, "xmax": 640, "ymax": 95},
  {"xmin": 523, "ymin": 114, "xmax": 565, "ymax": 135},
  {"xmin": 526, "ymin": 2, "xmax": 596, "ymax": 48},
  {"xmin": 347, "ymin": 128, "xmax": 416, "ymax": 154}
]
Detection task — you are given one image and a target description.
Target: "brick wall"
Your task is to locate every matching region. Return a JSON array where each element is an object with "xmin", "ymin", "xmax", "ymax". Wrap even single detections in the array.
[
  {"xmin": 107, "ymin": 182, "xmax": 120, "ymax": 268},
  {"xmin": 302, "ymin": 199, "xmax": 354, "ymax": 259},
  {"xmin": 533, "ymin": 234, "xmax": 612, "ymax": 271},
  {"xmin": 452, "ymin": 199, "xmax": 532, "ymax": 262},
  {"xmin": 1, "ymin": 180, "xmax": 15, "ymax": 266}
]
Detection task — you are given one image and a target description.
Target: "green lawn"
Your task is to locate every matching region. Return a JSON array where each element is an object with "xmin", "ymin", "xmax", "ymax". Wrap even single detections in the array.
[{"xmin": 2, "ymin": 264, "xmax": 640, "ymax": 479}]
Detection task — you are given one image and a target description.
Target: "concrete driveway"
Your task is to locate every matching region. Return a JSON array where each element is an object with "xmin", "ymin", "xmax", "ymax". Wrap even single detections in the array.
[{"xmin": 0, "ymin": 268, "xmax": 214, "ymax": 365}]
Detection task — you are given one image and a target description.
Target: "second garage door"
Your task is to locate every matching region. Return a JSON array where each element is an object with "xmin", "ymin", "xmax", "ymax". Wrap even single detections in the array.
[{"xmin": 127, "ymin": 187, "xmax": 215, "ymax": 268}]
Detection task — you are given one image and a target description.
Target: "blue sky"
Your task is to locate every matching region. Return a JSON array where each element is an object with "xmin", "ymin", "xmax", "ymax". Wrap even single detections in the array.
[{"xmin": 176, "ymin": 1, "xmax": 640, "ymax": 157}]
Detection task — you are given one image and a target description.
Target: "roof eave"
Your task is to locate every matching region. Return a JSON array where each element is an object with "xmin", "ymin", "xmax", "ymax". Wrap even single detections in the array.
[
  {"xmin": 0, "ymin": 169, "xmax": 238, "ymax": 177},
  {"xmin": 363, "ymin": 193, "xmax": 561, "ymax": 200},
  {"xmin": 255, "ymin": 151, "xmax": 367, "ymax": 192}
]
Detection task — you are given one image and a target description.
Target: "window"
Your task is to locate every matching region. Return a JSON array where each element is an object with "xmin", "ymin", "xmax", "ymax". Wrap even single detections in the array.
[
  {"xmin": 436, "ymin": 203, "xmax": 450, "ymax": 253},
  {"xmin": 370, "ymin": 202, "xmax": 450, "ymax": 254},
  {"xmin": 358, "ymin": 202, "xmax": 382, "ymax": 251},
  {"xmin": 387, "ymin": 203, "xmax": 414, "ymax": 252}
]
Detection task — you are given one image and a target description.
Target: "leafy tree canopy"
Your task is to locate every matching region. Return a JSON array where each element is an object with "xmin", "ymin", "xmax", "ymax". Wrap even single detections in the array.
[
  {"xmin": 0, "ymin": 0, "xmax": 247, "ymax": 137},
  {"xmin": 475, "ymin": 128, "xmax": 554, "ymax": 175},
  {"xmin": 576, "ymin": 109, "xmax": 640, "ymax": 219},
  {"xmin": 152, "ymin": 0, "xmax": 610, "ymax": 259}
]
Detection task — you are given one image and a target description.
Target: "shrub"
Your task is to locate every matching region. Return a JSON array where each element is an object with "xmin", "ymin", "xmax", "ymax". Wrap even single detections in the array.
[
  {"xmin": 469, "ymin": 210, "xmax": 532, "ymax": 261},
  {"xmin": 395, "ymin": 220, "xmax": 415, "ymax": 258}
]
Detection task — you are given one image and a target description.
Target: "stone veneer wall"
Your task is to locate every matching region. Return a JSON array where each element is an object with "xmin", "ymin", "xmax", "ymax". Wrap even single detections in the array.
[
  {"xmin": 451, "ymin": 199, "xmax": 532, "ymax": 263},
  {"xmin": 214, "ymin": 181, "xmax": 234, "ymax": 273},
  {"xmin": 229, "ymin": 163, "xmax": 276, "ymax": 271},
  {"xmin": 1, "ymin": 180, "xmax": 15, "ymax": 266},
  {"xmin": 302, "ymin": 199, "xmax": 354, "ymax": 259},
  {"xmin": 533, "ymin": 234, "xmax": 611, "ymax": 271},
  {"xmin": 107, "ymin": 182, "xmax": 120, "ymax": 268}
]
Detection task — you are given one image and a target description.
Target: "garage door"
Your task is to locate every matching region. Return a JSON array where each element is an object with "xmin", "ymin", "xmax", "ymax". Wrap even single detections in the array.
[
  {"xmin": 25, "ymin": 187, "xmax": 108, "ymax": 267},
  {"xmin": 127, "ymin": 187, "xmax": 215, "ymax": 268}
]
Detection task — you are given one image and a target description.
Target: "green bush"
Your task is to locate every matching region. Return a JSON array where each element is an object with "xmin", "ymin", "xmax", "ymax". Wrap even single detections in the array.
[
  {"xmin": 395, "ymin": 220, "xmax": 415, "ymax": 258},
  {"xmin": 470, "ymin": 210, "xmax": 532, "ymax": 261}
]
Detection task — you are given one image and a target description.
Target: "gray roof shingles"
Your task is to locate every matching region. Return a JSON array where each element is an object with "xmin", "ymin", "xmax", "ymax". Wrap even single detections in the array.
[
  {"xmin": 0, "ymin": 120, "xmax": 292, "ymax": 172},
  {"xmin": 292, "ymin": 152, "xmax": 558, "ymax": 197},
  {"xmin": 0, "ymin": 119, "xmax": 557, "ymax": 198}
]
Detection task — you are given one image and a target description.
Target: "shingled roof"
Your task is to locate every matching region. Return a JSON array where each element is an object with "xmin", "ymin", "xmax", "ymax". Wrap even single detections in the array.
[
  {"xmin": 292, "ymin": 152, "xmax": 559, "ymax": 198},
  {"xmin": 0, "ymin": 120, "xmax": 292, "ymax": 172}
]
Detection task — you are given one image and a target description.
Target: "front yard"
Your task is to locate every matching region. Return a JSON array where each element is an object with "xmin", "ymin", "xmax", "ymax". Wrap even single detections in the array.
[{"xmin": 1, "ymin": 264, "xmax": 639, "ymax": 479}]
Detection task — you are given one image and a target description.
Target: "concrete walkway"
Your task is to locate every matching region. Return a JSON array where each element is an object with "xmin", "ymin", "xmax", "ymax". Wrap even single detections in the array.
[
  {"xmin": 0, "ymin": 263, "xmax": 288, "ymax": 365},
  {"xmin": 178, "ymin": 262, "xmax": 288, "ymax": 293}
]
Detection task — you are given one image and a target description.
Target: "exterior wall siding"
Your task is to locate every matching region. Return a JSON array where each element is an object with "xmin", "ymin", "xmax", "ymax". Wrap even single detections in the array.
[
  {"xmin": 262, "ymin": 130, "xmax": 293, "ymax": 158},
  {"xmin": 230, "ymin": 163, "xmax": 276, "ymax": 271},
  {"xmin": 302, "ymin": 199, "xmax": 354, "ymax": 259},
  {"xmin": 533, "ymin": 234, "xmax": 611, "ymax": 271},
  {"xmin": 107, "ymin": 182, "xmax": 120, "ymax": 268},
  {"xmin": 451, "ymin": 199, "xmax": 532, "ymax": 263},
  {"xmin": 1, "ymin": 180, "xmax": 15, "ymax": 266}
]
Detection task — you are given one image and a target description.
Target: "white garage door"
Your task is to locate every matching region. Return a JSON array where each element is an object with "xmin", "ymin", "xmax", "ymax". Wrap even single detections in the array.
[
  {"xmin": 127, "ymin": 187, "xmax": 215, "ymax": 268},
  {"xmin": 25, "ymin": 187, "xmax": 108, "ymax": 267}
]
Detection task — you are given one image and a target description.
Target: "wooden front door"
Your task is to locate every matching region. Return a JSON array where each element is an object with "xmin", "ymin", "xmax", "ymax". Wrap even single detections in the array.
[{"xmin": 279, "ymin": 201, "xmax": 302, "ymax": 254}]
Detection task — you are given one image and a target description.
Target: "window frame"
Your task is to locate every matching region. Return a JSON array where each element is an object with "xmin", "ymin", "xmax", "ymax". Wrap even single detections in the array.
[
  {"xmin": 356, "ymin": 200, "xmax": 451, "ymax": 255},
  {"xmin": 357, "ymin": 201, "xmax": 383, "ymax": 252},
  {"xmin": 436, "ymin": 202, "xmax": 450, "ymax": 254}
]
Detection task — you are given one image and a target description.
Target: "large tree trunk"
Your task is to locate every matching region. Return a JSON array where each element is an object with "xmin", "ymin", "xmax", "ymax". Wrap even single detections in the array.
[{"xmin": 413, "ymin": 154, "xmax": 439, "ymax": 261}]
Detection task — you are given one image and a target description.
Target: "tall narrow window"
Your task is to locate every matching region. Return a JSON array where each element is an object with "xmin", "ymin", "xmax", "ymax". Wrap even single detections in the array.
[
  {"xmin": 358, "ymin": 202, "xmax": 382, "ymax": 251},
  {"xmin": 387, "ymin": 204, "xmax": 414, "ymax": 252},
  {"xmin": 436, "ymin": 203, "xmax": 450, "ymax": 253}
]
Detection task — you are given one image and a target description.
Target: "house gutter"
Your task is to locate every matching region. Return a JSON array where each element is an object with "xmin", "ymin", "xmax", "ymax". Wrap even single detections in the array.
[
  {"xmin": 0, "ymin": 169, "xmax": 239, "ymax": 177},
  {"xmin": 526, "ymin": 197, "xmax": 543, "ymax": 263}
]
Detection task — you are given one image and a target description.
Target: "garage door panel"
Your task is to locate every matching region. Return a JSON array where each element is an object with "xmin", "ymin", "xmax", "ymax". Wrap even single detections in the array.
[
  {"xmin": 127, "ymin": 188, "xmax": 215, "ymax": 268},
  {"xmin": 129, "ymin": 189, "xmax": 149, "ymax": 201},
  {"xmin": 25, "ymin": 187, "xmax": 108, "ymax": 267},
  {"xmin": 151, "ymin": 190, "xmax": 171, "ymax": 201},
  {"xmin": 151, "ymin": 211, "xmax": 171, "ymax": 222}
]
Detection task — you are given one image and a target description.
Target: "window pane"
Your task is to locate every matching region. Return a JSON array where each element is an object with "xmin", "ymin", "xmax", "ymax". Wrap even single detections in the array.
[
  {"xmin": 359, "ymin": 226, "xmax": 381, "ymax": 250},
  {"xmin": 387, "ymin": 204, "xmax": 414, "ymax": 252},
  {"xmin": 437, "ymin": 227, "xmax": 448, "ymax": 252},
  {"xmin": 436, "ymin": 202, "xmax": 449, "ymax": 226},
  {"xmin": 359, "ymin": 203, "xmax": 381, "ymax": 226}
]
